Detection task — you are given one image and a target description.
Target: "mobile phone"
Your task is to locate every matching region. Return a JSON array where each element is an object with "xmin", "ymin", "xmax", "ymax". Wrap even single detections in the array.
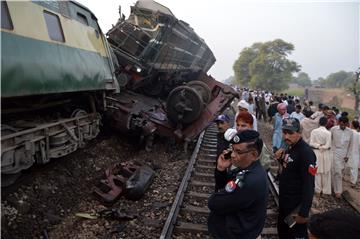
[
  {"xmin": 224, "ymin": 150, "xmax": 232, "ymax": 160},
  {"xmin": 284, "ymin": 205, "xmax": 300, "ymax": 228},
  {"xmin": 284, "ymin": 214, "xmax": 296, "ymax": 228}
]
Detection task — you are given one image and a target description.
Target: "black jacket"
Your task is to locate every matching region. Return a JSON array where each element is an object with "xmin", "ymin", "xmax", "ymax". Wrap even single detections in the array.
[
  {"xmin": 268, "ymin": 101, "xmax": 279, "ymax": 117},
  {"xmin": 278, "ymin": 138, "xmax": 316, "ymax": 217},
  {"xmin": 208, "ymin": 160, "xmax": 268, "ymax": 239},
  {"xmin": 217, "ymin": 132, "xmax": 230, "ymax": 158}
]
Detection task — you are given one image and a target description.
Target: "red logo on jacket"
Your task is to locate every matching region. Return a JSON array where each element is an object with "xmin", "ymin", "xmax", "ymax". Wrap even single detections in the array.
[{"xmin": 308, "ymin": 164, "xmax": 318, "ymax": 176}]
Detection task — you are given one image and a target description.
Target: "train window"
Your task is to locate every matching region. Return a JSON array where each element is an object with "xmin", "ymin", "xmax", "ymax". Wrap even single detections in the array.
[
  {"xmin": 44, "ymin": 11, "xmax": 65, "ymax": 42},
  {"xmin": 77, "ymin": 12, "xmax": 88, "ymax": 26},
  {"xmin": 1, "ymin": 1, "xmax": 13, "ymax": 30}
]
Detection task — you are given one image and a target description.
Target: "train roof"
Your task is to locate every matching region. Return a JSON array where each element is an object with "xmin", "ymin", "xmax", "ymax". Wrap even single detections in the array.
[
  {"xmin": 134, "ymin": 0, "xmax": 174, "ymax": 17},
  {"xmin": 70, "ymin": 0, "xmax": 98, "ymax": 21}
]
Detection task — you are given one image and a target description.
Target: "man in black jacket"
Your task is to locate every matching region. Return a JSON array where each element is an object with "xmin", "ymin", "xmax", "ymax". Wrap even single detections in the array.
[
  {"xmin": 208, "ymin": 130, "xmax": 268, "ymax": 239},
  {"xmin": 277, "ymin": 118, "xmax": 316, "ymax": 239}
]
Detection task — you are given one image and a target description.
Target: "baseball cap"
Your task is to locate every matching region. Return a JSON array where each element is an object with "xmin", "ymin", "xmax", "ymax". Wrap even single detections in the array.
[
  {"xmin": 282, "ymin": 118, "xmax": 300, "ymax": 132},
  {"xmin": 215, "ymin": 114, "xmax": 230, "ymax": 123}
]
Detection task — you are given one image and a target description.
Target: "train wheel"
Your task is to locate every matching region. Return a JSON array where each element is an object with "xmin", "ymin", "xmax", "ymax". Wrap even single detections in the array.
[
  {"xmin": 166, "ymin": 86, "xmax": 204, "ymax": 124},
  {"xmin": 186, "ymin": 80, "xmax": 211, "ymax": 104},
  {"xmin": 117, "ymin": 73, "xmax": 130, "ymax": 87}
]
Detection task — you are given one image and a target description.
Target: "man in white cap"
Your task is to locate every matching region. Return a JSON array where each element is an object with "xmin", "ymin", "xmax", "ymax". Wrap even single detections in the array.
[{"xmin": 234, "ymin": 100, "xmax": 257, "ymax": 131}]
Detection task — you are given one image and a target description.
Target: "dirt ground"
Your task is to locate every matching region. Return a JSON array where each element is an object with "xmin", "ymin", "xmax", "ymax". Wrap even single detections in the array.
[
  {"xmin": 258, "ymin": 120, "xmax": 360, "ymax": 214},
  {"xmin": 307, "ymin": 88, "xmax": 357, "ymax": 110},
  {"xmin": 1, "ymin": 132, "xmax": 192, "ymax": 239},
  {"xmin": 2, "ymin": 118, "xmax": 359, "ymax": 239}
]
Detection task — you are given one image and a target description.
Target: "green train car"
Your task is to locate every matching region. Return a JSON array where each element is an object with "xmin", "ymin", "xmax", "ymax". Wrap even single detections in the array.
[{"xmin": 1, "ymin": 1, "xmax": 119, "ymax": 185}]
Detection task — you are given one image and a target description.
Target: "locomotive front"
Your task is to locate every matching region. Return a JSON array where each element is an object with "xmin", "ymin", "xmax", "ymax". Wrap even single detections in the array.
[{"xmin": 105, "ymin": 0, "xmax": 237, "ymax": 142}]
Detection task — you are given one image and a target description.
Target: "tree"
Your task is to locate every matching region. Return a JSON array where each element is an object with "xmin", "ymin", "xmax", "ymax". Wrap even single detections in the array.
[
  {"xmin": 293, "ymin": 72, "xmax": 312, "ymax": 87},
  {"xmin": 313, "ymin": 77, "xmax": 326, "ymax": 88},
  {"xmin": 348, "ymin": 68, "xmax": 360, "ymax": 113},
  {"xmin": 233, "ymin": 39, "xmax": 300, "ymax": 91},
  {"xmin": 325, "ymin": 71, "xmax": 354, "ymax": 88},
  {"xmin": 233, "ymin": 45, "xmax": 260, "ymax": 87}
]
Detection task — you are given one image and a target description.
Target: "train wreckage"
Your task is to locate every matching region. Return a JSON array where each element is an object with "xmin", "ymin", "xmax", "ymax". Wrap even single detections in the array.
[
  {"xmin": 1, "ymin": 0, "xmax": 236, "ymax": 186},
  {"xmin": 105, "ymin": 0, "xmax": 237, "ymax": 143}
]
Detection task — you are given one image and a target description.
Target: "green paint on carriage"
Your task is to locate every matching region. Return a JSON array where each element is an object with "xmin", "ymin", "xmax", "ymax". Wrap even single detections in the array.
[{"xmin": 1, "ymin": 31, "xmax": 114, "ymax": 97}]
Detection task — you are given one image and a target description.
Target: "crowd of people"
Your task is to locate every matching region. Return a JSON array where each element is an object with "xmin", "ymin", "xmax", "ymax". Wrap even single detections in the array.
[{"xmin": 206, "ymin": 88, "xmax": 360, "ymax": 239}]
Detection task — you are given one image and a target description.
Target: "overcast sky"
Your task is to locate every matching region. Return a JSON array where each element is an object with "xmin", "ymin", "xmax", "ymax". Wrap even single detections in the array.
[{"xmin": 80, "ymin": 0, "xmax": 359, "ymax": 82}]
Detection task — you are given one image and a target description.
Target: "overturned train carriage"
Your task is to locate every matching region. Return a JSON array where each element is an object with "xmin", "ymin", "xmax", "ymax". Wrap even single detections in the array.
[
  {"xmin": 106, "ymin": 0, "xmax": 237, "ymax": 142},
  {"xmin": 1, "ymin": 0, "xmax": 118, "ymax": 185},
  {"xmin": 107, "ymin": 0, "xmax": 216, "ymax": 96}
]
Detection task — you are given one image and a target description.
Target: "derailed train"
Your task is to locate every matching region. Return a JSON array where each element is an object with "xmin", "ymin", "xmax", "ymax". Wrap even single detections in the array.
[{"xmin": 1, "ymin": 0, "xmax": 236, "ymax": 185}]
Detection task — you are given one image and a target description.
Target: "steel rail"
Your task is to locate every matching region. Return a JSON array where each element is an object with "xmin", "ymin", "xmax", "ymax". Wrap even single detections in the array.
[
  {"xmin": 159, "ymin": 131, "xmax": 205, "ymax": 239},
  {"xmin": 268, "ymin": 171, "xmax": 279, "ymax": 207}
]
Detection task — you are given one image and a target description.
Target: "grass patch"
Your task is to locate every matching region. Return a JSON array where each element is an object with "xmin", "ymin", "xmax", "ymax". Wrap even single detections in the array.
[{"xmin": 285, "ymin": 87, "xmax": 304, "ymax": 97}]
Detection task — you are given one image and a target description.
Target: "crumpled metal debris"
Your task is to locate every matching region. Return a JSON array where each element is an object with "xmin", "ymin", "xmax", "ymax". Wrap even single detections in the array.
[
  {"xmin": 93, "ymin": 161, "xmax": 154, "ymax": 204},
  {"xmin": 93, "ymin": 161, "xmax": 139, "ymax": 204},
  {"xmin": 125, "ymin": 165, "xmax": 155, "ymax": 200}
]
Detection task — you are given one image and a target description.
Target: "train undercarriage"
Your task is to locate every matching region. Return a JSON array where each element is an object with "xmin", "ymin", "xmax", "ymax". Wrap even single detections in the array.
[
  {"xmin": 105, "ymin": 73, "xmax": 237, "ymax": 145},
  {"xmin": 1, "ymin": 94, "xmax": 103, "ymax": 186}
]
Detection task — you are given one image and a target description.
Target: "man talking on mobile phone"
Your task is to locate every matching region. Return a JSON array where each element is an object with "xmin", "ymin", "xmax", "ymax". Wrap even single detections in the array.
[{"xmin": 208, "ymin": 130, "xmax": 268, "ymax": 239}]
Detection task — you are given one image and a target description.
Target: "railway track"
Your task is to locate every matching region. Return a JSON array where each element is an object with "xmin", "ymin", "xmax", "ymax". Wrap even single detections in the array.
[{"xmin": 159, "ymin": 125, "xmax": 280, "ymax": 239}]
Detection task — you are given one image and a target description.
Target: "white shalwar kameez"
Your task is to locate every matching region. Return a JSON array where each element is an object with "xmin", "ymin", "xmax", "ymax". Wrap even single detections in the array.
[
  {"xmin": 347, "ymin": 130, "xmax": 360, "ymax": 185},
  {"xmin": 310, "ymin": 126, "xmax": 332, "ymax": 194},
  {"xmin": 330, "ymin": 126, "xmax": 353, "ymax": 194},
  {"xmin": 300, "ymin": 117, "xmax": 319, "ymax": 144}
]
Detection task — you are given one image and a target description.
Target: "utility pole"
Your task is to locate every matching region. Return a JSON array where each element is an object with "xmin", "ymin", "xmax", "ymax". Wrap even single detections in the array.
[{"xmin": 354, "ymin": 67, "xmax": 360, "ymax": 114}]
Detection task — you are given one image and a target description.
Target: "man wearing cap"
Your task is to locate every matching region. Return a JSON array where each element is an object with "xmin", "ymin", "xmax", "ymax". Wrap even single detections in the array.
[
  {"xmin": 215, "ymin": 114, "xmax": 231, "ymax": 159},
  {"xmin": 235, "ymin": 99, "xmax": 258, "ymax": 131},
  {"xmin": 277, "ymin": 118, "xmax": 316, "ymax": 239},
  {"xmin": 208, "ymin": 130, "xmax": 268, "ymax": 239}
]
